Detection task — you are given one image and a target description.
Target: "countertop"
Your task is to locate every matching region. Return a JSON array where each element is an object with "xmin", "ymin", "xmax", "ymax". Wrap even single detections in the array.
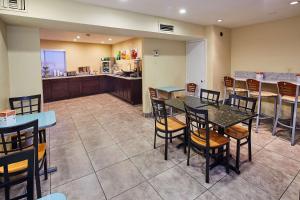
[{"xmin": 42, "ymin": 74, "xmax": 142, "ymax": 80}]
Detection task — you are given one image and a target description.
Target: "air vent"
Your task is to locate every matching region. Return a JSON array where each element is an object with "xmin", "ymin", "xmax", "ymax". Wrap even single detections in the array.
[
  {"xmin": 0, "ymin": 0, "xmax": 26, "ymax": 11},
  {"xmin": 159, "ymin": 24, "xmax": 174, "ymax": 32}
]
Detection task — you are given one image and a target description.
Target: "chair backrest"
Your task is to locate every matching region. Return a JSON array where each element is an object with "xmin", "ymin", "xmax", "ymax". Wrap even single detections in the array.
[
  {"xmin": 0, "ymin": 149, "xmax": 34, "ymax": 200},
  {"xmin": 149, "ymin": 87, "xmax": 158, "ymax": 99},
  {"xmin": 224, "ymin": 76, "xmax": 234, "ymax": 88},
  {"xmin": 0, "ymin": 120, "xmax": 39, "ymax": 156},
  {"xmin": 151, "ymin": 98, "xmax": 168, "ymax": 131},
  {"xmin": 184, "ymin": 103, "xmax": 210, "ymax": 148},
  {"xmin": 277, "ymin": 81, "xmax": 297, "ymax": 97},
  {"xmin": 246, "ymin": 79, "xmax": 259, "ymax": 92},
  {"xmin": 9, "ymin": 95, "xmax": 41, "ymax": 115},
  {"xmin": 187, "ymin": 83, "xmax": 197, "ymax": 93},
  {"xmin": 200, "ymin": 89, "xmax": 220, "ymax": 104},
  {"xmin": 227, "ymin": 94, "xmax": 257, "ymax": 113}
]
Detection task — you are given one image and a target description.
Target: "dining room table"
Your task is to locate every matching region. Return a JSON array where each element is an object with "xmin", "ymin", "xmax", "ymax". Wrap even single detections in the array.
[
  {"xmin": 0, "ymin": 111, "xmax": 57, "ymax": 174},
  {"xmin": 165, "ymin": 96, "xmax": 257, "ymax": 173}
]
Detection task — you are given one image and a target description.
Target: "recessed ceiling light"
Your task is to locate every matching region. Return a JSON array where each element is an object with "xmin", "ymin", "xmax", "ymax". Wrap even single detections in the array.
[
  {"xmin": 120, "ymin": 0, "xmax": 128, "ymax": 2},
  {"xmin": 101, "ymin": 41, "xmax": 105, "ymax": 44},
  {"xmin": 108, "ymin": 38, "xmax": 112, "ymax": 41},
  {"xmin": 217, "ymin": 19, "xmax": 223, "ymax": 23},
  {"xmin": 290, "ymin": 1, "xmax": 299, "ymax": 5},
  {"xmin": 179, "ymin": 8, "xmax": 186, "ymax": 14},
  {"xmin": 73, "ymin": 39, "xmax": 77, "ymax": 42},
  {"xmin": 76, "ymin": 35, "xmax": 80, "ymax": 39}
]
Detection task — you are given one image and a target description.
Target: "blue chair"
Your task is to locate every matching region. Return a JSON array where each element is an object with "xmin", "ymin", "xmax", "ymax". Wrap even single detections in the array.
[{"xmin": 38, "ymin": 193, "xmax": 67, "ymax": 200}]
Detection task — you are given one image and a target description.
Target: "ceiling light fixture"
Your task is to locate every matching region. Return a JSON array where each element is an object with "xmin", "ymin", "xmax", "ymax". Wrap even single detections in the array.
[
  {"xmin": 290, "ymin": 1, "xmax": 299, "ymax": 5},
  {"xmin": 76, "ymin": 35, "xmax": 80, "ymax": 39},
  {"xmin": 108, "ymin": 38, "xmax": 112, "ymax": 41},
  {"xmin": 179, "ymin": 8, "xmax": 186, "ymax": 14},
  {"xmin": 73, "ymin": 39, "xmax": 77, "ymax": 42},
  {"xmin": 101, "ymin": 41, "xmax": 105, "ymax": 44},
  {"xmin": 217, "ymin": 19, "xmax": 223, "ymax": 23}
]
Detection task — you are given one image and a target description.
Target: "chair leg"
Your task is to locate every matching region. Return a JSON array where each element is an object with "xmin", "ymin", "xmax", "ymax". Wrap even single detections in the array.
[
  {"xmin": 44, "ymin": 154, "xmax": 48, "ymax": 180},
  {"xmin": 187, "ymin": 138, "xmax": 191, "ymax": 166},
  {"xmin": 248, "ymin": 137, "xmax": 252, "ymax": 162},
  {"xmin": 164, "ymin": 133, "xmax": 168, "ymax": 160},
  {"xmin": 183, "ymin": 128, "xmax": 187, "ymax": 154},
  {"xmin": 255, "ymin": 96, "xmax": 262, "ymax": 133},
  {"xmin": 273, "ymin": 97, "xmax": 282, "ymax": 136},
  {"xmin": 153, "ymin": 129, "xmax": 157, "ymax": 149},
  {"xmin": 27, "ymin": 174, "xmax": 34, "ymax": 200},
  {"xmin": 291, "ymin": 103, "xmax": 298, "ymax": 146},
  {"xmin": 235, "ymin": 140, "xmax": 241, "ymax": 174},
  {"xmin": 205, "ymin": 149, "xmax": 210, "ymax": 183},
  {"xmin": 5, "ymin": 185, "xmax": 10, "ymax": 200},
  {"xmin": 226, "ymin": 144, "xmax": 230, "ymax": 174},
  {"xmin": 35, "ymin": 170, "xmax": 42, "ymax": 198},
  {"xmin": 170, "ymin": 133, "xmax": 173, "ymax": 143}
]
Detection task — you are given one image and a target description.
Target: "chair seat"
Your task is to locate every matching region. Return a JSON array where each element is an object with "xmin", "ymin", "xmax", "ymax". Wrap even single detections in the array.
[
  {"xmin": 156, "ymin": 117, "xmax": 186, "ymax": 132},
  {"xmin": 0, "ymin": 143, "xmax": 46, "ymax": 173},
  {"xmin": 227, "ymin": 87, "xmax": 247, "ymax": 92},
  {"xmin": 282, "ymin": 95, "xmax": 300, "ymax": 103},
  {"xmin": 249, "ymin": 91, "xmax": 277, "ymax": 97},
  {"xmin": 191, "ymin": 129, "xmax": 230, "ymax": 148},
  {"xmin": 225, "ymin": 124, "xmax": 249, "ymax": 140}
]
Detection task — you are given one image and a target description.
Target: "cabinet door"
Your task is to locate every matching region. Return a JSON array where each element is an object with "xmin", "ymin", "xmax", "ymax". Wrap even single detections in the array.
[
  {"xmin": 81, "ymin": 77, "xmax": 100, "ymax": 96},
  {"xmin": 68, "ymin": 78, "xmax": 81, "ymax": 98},
  {"xmin": 51, "ymin": 79, "xmax": 69, "ymax": 101},
  {"xmin": 42, "ymin": 80, "xmax": 52, "ymax": 103}
]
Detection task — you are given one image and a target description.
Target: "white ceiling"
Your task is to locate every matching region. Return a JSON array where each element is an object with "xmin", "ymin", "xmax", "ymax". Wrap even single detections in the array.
[
  {"xmin": 69, "ymin": 0, "xmax": 300, "ymax": 27},
  {"xmin": 40, "ymin": 29, "xmax": 132, "ymax": 44}
]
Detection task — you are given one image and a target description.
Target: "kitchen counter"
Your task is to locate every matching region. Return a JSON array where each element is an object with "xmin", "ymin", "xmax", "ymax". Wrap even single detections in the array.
[
  {"xmin": 42, "ymin": 74, "xmax": 142, "ymax": 80},
  {"xmin": 42, "ymin": 74, "xmax": 142, "ymax": 104}
]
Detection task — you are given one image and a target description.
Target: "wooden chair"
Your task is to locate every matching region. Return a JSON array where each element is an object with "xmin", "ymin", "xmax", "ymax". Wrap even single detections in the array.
[
  {"xmin": 0, "ymin": 120, "xmax": 47, "ymax": 198},
  {"xmin": 9, "ymin": 94, "xmax": 46, "ymax": 143},
  {"xmin": 246, "ymin": 79, "xmax": 278, "ymax": 132},
  {"xmin": 223, "ymin": 76, "xmax": 247, "ymax": 104},
  {"xmin": 151, "ymin": 98, "xmax": 186, "ymax": 160},
  {"xmin": 0, "ymin": 149, "xmax": 35, "ymax": 200},
  {"xmin": 186, "ymin": 83, "xmax": 197, "ymax": 96},
  {"xmin": 200, "ymin": 89, "xmax": 220, "ymax": 104},
  {"xmin": 224, "ymin": 94, "xmax": 257, "ymax": 173},
  {"xmin": 184, "ymin": 103, "xmax": 230, "ymax": 183},
  {"xmin": 273, "ymin": 81, "xmax": 300, "ymax": 145}
]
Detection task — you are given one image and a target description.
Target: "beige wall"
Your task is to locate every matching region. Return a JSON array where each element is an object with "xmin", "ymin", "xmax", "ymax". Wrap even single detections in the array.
[
  {"xmin": 142, "ymin": 38, "xmax": 186, "ymax": 113},
  {"xmin": 7, "ymin": 26, "xmax": 42, "ymax": 97},
  {"xmin": 0, "ymin": 19, "xmax": 9, "ymax": 110},
  {"xmin": 112, "ymin": 38, "xmax": 143, "ymax": 71},
  {"xmin": 231, "ymin": 16, "xmax": 300, "ymax": 73},
  {"xmin": 205, "ymin": 26, "xmax": 231, "ymax": 97},
  {"xmin": 231, "ymin": 16, "xmax": 300, "ymax": 118},
  {"xmin": 40, "ymin": 40, "xmax": 112, "ymax": 72}
]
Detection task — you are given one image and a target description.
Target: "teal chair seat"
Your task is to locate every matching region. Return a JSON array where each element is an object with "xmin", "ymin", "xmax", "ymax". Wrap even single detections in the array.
[{"xmin": 38, "ymin": 193, "xmax": 66, "ymax": 200}]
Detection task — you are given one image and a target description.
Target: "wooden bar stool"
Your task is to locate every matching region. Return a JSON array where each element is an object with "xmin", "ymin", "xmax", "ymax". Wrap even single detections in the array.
[
  {"xmin": 273, "ymin": 81, "xmax": 300, "ymax": 145},
  {"xmin": 246, "ymin": 79, "xmax": 278, "ymax": 133},
  {"xmin": 223, "ymin": 76, "xmax": 247, "ymax": 104}
]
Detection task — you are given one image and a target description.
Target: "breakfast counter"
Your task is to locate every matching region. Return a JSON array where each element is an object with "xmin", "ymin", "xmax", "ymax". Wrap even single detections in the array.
[{"xmin": 42, "ymin": 74, "xmax": 142, "ymax": 104}]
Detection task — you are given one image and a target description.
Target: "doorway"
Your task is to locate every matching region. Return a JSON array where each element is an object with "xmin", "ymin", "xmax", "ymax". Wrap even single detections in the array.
[{"xmin": 186, "ymin": 40, "xmax": 207, "ymax": 96}]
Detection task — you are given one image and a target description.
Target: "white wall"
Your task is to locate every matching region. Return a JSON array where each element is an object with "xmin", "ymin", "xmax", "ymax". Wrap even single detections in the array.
[
  {"xmin": 0, "ymin": 19, "xmax": 9, "ymax": 109},
  {"xmin": 142, "ymin": 38, "xmax": 186, "ymax": 113},
  {"xmin": 7, "ymin": 26, "xmax": 42, "ymax": 97}
]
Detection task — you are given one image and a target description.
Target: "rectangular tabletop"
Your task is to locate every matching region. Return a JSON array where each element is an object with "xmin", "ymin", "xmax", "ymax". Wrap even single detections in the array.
[
  {"xmin": 156, "ymin": 86, "xmax": 185, "ymax": 93},
  {"xmin": 0, "ymin": 111, "xmax": 56, "ymax": 129},
  {"xmin": 165, "ymin": 96, "xmax": 256, "ymax": 129}
]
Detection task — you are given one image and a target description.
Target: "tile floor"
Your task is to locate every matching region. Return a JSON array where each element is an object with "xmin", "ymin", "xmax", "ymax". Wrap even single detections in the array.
[{"xmin": 2, "ymin": 94, "xmax": 300, "ymax": 200}]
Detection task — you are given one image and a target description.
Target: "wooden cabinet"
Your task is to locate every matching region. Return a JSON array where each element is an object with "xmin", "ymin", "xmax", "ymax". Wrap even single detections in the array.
[
  {"xmin": 109, "ymin": 76, "xmax": 142, "ymax": 105},
  {"xmin": 42, "ymin": 75, "xmax": 142, "ymax": 105}
]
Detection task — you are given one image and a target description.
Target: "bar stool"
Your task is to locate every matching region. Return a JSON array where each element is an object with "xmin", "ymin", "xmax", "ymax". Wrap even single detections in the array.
[
  {"xmin": 246, "ymin": 79, "xmax": 278, "ymax": 133},
  {"xmin": 223, "ymin": 76, "xmax": 247, "ymax": 104},
  {"xmin": 273, "ymin": 81, "xmax": 300, "ymax": 145}
]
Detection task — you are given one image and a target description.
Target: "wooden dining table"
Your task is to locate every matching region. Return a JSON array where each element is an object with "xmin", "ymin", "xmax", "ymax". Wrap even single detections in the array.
[{"xmin": 165, "ymin": 96, "xmax": 257, "ymax": 173}]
